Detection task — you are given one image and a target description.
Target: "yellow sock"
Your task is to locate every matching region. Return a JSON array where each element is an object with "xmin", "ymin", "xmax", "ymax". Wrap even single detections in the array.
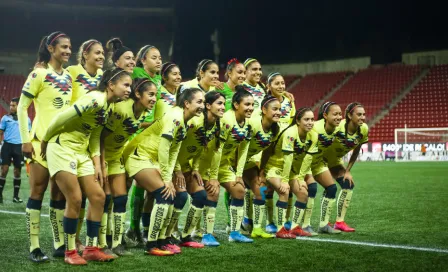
[
  {"xmin": 26, "ymin": 208, "xmax": 41, "ymax": 252},
  {"xmin": 302, "ymin": 197, "xmax": 315, "ymax": 227},
  {"xmin": 166, "ymin": 209, "xmax": 182, "ymax": 238},
  {"xmin": 98, "ymin": 213, "xmax": 108, "ymax": 248},
  {"xmin": 112, "ymin": 212, "xmax": 126, "ymax": 248},
  {"xmin": 291, "ymin": 202, "xmax": 306, "ymax": 229},
  {"xmin": 266, "ymin": 198, "xmax": 274, "ymax": 225},
  {"xmin": 336, "ymin": 189, "xmax": 353, "ymax": 222},
  {"xmin": 76, "ymin": 208, "xmax": 85, "ymax": 240},
  {"xmin": 158, "ymin": 205, "xmax": 173, "ymax": 240},
  {"xmin": 286, "ymin": 195, "xmax": 294, "ymax": 221},
  {"xmin": 182, "ymin": 205, "xmax": 202, "ymax": 238},
  {"xmin": 147, "ymin": 203, "xmax": 170, "ymax": 242},
  {"xmin": 106, "ymin": 202, "xmax": 113, "ymax": 236},
  {"xmin": 276, "ymin": 206, "xmax": 287, "ymax": 231},
  {"xmin": 204, "ymin": 206, "xmax": 216, "ymax": 234},
  {"xmin": 252, "ymin": 200, "xmax": 265, "ymax": 229},
  {"xmin": 319, "ymin": 198, "xmax": 335, "ymax": 228},
  {"xmin": 66, "ymin": 233, "xmax": 76, "ymax": 251}
]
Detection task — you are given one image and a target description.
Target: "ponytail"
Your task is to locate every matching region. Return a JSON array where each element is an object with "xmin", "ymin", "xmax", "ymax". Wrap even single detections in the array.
[{"xmin": 37, "ymin": 31, "xmax": 69, "ymax": 64}]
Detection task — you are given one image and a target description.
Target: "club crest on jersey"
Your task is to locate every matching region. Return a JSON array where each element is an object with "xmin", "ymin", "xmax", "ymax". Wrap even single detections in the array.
[
  {"xmin": 76, "ymin": 74, "xmax": 100, "ymax": 91},
  {"xmin": 44, "ymin": 74, "xmax": 72, "ymax": 95},
  {"xmin": 161, "ymin": 92, "xmax": 176, "ymax": 106},
  {"xmin": 32, "ymin": 73, "xmax": 37, "ymax": 78},
  {"xmin": 70, "ymin": 161, "xmax": 76, "ymax": 170}
]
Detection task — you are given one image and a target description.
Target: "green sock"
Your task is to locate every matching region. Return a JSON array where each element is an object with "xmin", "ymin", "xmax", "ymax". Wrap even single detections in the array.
[
  {"xmin": 129, "ymin": 185, "xmax": 145, "ymax": 230},
  {"xmin": 224, "ymin": 191, "xmax": 231, "ymax": 226}
]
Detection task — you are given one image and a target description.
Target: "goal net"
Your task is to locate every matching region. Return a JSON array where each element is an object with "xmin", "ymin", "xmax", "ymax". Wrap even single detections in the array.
[{"xmin": 394, "ymin": 127, "xmax": 448, "ymax": 162}]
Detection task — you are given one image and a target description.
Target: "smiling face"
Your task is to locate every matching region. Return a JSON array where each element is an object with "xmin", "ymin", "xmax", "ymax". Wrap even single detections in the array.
[
  {"xmin": 324, "ymin": 104, "xmax": 342, "ymax": 127},
  {"xmin": 137, "ymin": 83, "xmax": 157, "ymax": 111},
  {"xmin": 297, "ymin": 110, "xmax": 315, "ymax": 133},
  {"xmin": 268, "ymin": 75, "xmax": 286, "ymax": 97},
  {"xmin": 163, "ymin": 66, "xmax": 182, "ymax": 90},
  {"xmin": 109, "ymin": 75, "xmax": 132, "ymax": 101},
  {"xmin": 142, "ymin": 48, "xmax": 162, "ymax": 74},
  {"xmin": 208, "ymin": 96, "xmax": 226, "ymax": 118},
  {"xmin": 228, "ymin": 63, "xmax": 246, "ymax": 85},
  {"xmin": 83, "ymin": 43, "xmax": 104, "ymax": 70},
  {"xmin": 262, "ymin": 100, "xmax": 281, "ymax": 123},
  {"xmin": 115, "ymin": 51, "xmax": 136, "ymax": 73},
  {"xmin": 348, "ymin": 106, "xmax": 366, "ymax": 127},
  {"xmin": 185, "ymin": 91, "xmax": 205, "ymax": 117},
  {"xmin": 234, "ymin": 95, "xmax": 255, "ymax": 119},
  {"xmin": 48, "ymin": 37, "xmax": 72, "ymax": 64},
  {"xmin": 245, "ymin": 61, "xmax": 262, "ymax": 85},
  {"xmin": 200, "ymin": 63, "xmax": 220, "ymax": 89}
]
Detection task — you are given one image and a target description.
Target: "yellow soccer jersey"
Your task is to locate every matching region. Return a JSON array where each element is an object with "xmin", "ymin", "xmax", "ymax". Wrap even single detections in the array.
[
  {"xmin": 19, "ymin": 65, "xmax": 72, "ymax": 143},
  {"xmin": 266, "ymin": 125, "xmax": 297, "ymax": 170},
  {"xmin": 325, "ymin": 119, "xmax": 369, "ymax": 159},
  {"xmin": 129, "ymin": 107, "xmax": 187, "ymax": 160},
  {"xmin": 67, "ymin": 64, "xmax": 103, "ymax": 104},
  {"xmin": 243, "ymin": 81, "xmax": 265, "ymax": 116},
  {"xmin": 312, "ymin": 119, "xmax": 341, "ymax": 155},
  {"xmin": 242, "ymin": 116, "xmax": 278, "ymax": 160},
  {"xmin": 291, "ymin": 130, "xmax": 319, "ymax": 173},
  {"xmin": 104, "ymin": 99, "xmax": 150, "ymax": 161},
  {"xmin": 47, "ymin": 91, "xmax": 113, "ymax": 154},
  {"xmin": 177, "ymin": 114, "xmax": 218, "ymax": 168},
  {"xmin": 219, "ymin": 110, "xmax": 251, "ymax": 162},
  {"xmin": 180, "ymin": 79, "xmax": 215, "ymax": 93},
  {"xmin": 154, "ymin": 85, "xmax": 176, "ymax": 121},
  {"xmin": 278, "ymin": 95, "xmax": 295, "ymax": 128}
]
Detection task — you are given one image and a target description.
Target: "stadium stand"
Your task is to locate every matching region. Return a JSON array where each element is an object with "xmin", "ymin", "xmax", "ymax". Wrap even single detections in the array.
[
  {"xmin": 0, "ymin": 74, "xmax": 34, "ymax": 120},
  {"xmin": 369, "ymin": 64, "xmax": 448, "ymax": 142}
]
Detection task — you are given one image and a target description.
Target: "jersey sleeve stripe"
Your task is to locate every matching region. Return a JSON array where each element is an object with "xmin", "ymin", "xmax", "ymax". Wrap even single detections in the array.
[
  {"xmin": 74, "ymin": 105, "xmax": 82, "ymax": 117},
  {"xmin": 161, "ymin": 134, "xmax": 173, "ymax": 141},
  {"xmin": 22, "ymin": 91, "xmax": 35, "ymax": 98}
]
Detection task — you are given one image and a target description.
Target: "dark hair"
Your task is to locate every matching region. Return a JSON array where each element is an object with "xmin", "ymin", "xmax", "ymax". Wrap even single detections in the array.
[
  {"xmin": 176, "ymin": 88, "xmax": 202, "ymax": 109},
  {"xmin": 225, "ymin": 58, "xmax": 242, "ymax": 80},
  {"xmin": 106, "ymin": 38, "xmax": 132, "ymax": 68},
  {"xmin": 196, "ymin": 59, "xmax": 216, "ymax": 80},
  {"xmin": 131, "ymin": 78, "xmax": 157, "ymax": 101},
  {"xmin": 77, "ymin": 39, "xmax": 102, "ymax": 65},
  {"xmin": 98, "ymin": 68, "xmax": 131, "ymax": 92},
  {"xmin": 318, "ymin": 101, "xmax": 338, "ymax": 120},
  {"xmin": 161, "ymin": 62, "xmax": 179, "ymax": 85},
  {"xmin": 11, "ymin": 97, "xmax": 19, "ymax": 104},
  {"xmin": 272, "ymin": 106, "xmax": 313, "ymax": 153},
  {"xmin": 136, "ymin": 45, "xmax": 157, "ymax": 68},
  {"xmin": 260, "ymin": 95, "xmax": 280, "ymax": 137},
  {"xmin": 345, "ymin": 102, "xmax": 364, "ymax": 138},
  {"xmin": 267, "ymin": 72, "xmax": 281, "ymax": 85},
  {"xmin": 37, "ymin": 31, "xmax": 69, "ymax": 64},
  {"xmin": 244, "ymin": 58, "xmax": 258, "ymax": 68},
  {"xmin": 203, "ymin": 91, "xmax": 225, "ymax": 149},
  {"xmin": 232, "ymin": 85, "xmax": 253, "ymax": 110}
]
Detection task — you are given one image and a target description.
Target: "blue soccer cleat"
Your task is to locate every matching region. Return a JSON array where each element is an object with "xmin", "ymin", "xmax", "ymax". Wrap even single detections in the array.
[
  {"xmin": 284, "ymin": 221, "xmax": 292, "ymax": 231},
  {"xmin": 202, "ymin": 234, "xmax": 220, "ymax": 247},
  {"xmin": 228, "ymin": 231, "xmax": 254, "ymax": 243},
  {"xmin": 265, "ymin": 223, "xmax": 278, "ymax": 234}
]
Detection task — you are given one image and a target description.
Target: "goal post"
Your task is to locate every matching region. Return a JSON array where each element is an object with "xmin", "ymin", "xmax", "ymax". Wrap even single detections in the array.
[{"xmin": 394, "ymin": 127, "xmax": 448, "ymax": 162}]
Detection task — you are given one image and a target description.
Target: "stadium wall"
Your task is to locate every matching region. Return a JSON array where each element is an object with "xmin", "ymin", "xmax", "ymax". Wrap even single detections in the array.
[
  {"xmin": 262, "ymin": 57, "xmax": 371, "ymax": 76},
  {"xmin": 402, "ymin": 50, "xmax": 448, "ymax": 65}
]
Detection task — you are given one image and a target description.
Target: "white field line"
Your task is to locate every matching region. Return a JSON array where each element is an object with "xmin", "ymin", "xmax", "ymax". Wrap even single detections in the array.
[{"xmin": 1, "ymin": 209, "xmax": 447, "ymax": 254}]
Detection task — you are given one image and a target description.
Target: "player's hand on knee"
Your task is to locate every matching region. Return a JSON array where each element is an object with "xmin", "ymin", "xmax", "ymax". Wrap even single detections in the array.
[
  {"xmin": 192, "ymin": 170, "xmax": 203, "ymax": 187},
  {"xmin": 205, "ymin": 179, "xmax": 220, "ymax": 196},
  {"xmin": 40, "ymin": 141, "xmax": 47, "ymax": 160},
  {"xmin": 278, "ymin": 182, "xmax": 290, "ymax": 195},
  {"xmin": 174, "ymin": 170, "xmax": 186, "ymax": 189}
]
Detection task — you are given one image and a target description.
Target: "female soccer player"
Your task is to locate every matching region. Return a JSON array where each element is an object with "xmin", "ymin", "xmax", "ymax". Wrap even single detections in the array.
[
  {"xmin": 217, "ymin": 58, "xmax": 246, "ymax": 111},
  {"xmin": 180, "ymin": 59, "xmax": 219, "ymax": 93},
  {"xmin": 66, "ymin": 39, "xmax": 105, "ymax": 252},
  {"xmin": 303, "ymin": 101, "xmax": 343, "ymax": 235},
  {"xmin": 106, "ymin": 38, "xmax": 136, "ymax": 73},
  {"xmin": 18, "ymin": 31, "xmax": 72, "ymax": 262},
  {"xmin": 239, "ymin": 95, "xmax": 282, "ymax": 239},
  {"xmin": 324, "ymin": 102, "xmax": 368, "ymax": 232},
  {"xmin": 100, "ymin": 78, "xmax": 157, "ymax": 256},
  {"xmin": 123, "ymin": 88, "xmax": 204, "ymax": 256},
  {"xmin": 133, "ymin": 44, "xmax": 162, "ymax": 89},
  {"xmin": 41, "ymin": 68, "xmax": 131, "ymax": 265},
  {"xmin": 154, "ymin": 62, "xmax": 182, "ymax": 120},
  {"xmin": 266, "ymin": 72, "xmax": 295, "ymax": 129},
  {"xmin": 214, "ymin": 86, "xmax": 254, "ymax": 243}
]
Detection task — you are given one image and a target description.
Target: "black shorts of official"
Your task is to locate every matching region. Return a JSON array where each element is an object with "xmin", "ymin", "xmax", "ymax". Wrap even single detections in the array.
[{"xmin": 0, "ymin": 142, "xmax": 23, "ymax": 168}]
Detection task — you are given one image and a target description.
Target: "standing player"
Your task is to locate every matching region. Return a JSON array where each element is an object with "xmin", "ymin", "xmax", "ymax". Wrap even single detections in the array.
[
  {"xmin": 217, "ymin": 58, "xmax": 246, "ymax": 111},
  {"xmin": 325, "ymin": 102, "xmax": 368, "ymax": 232},
  {"xmin": 0, "ymin": 97, "xmax": 31, "ymax": 203},
  {"xmin": 106, "ymin": 38, "xmax": 136, "ymax": 73},
  {"xmin": 66, "ymin": 39, "xmax": 104, "ymax": 252},
  {"xmin": 154, "ymin": 62, "xmax": 182, "ymax": 120},
  {"xmin": 41, "ymin": 68, "xmax": 131, "ymax": 265},
  {"xmin": 18, "ymin": 31, "xmax": 72, "ymax": 262},
  {"xmin": 133, "ymin": 44, "xmax": 162, "ymax": 89},
  {"xmin": 123, "ymin": 88, "xmax": 204, "ymax": 256},
  {"xmin": 180, "ymin": 59, "xmax": 219, "ymax": 93},
  {"xmin": 100, "ymin": 78, "xmax": 157, "ymax": 256}
]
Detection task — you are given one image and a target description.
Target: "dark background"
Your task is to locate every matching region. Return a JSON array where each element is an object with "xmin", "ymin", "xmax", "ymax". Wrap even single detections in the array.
[{"xmin": 0, "ymin": 0, "xmax": 445, "ymax": 77}]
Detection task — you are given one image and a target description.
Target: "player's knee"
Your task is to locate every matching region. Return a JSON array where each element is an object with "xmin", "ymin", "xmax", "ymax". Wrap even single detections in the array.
[
  {"xmin": 231, "ymin": 186, "xmax": 245, "ymax": 199},
  {"xmin": 174, "ymin": 191, "xmax": 188, "ymax": 210},
  {"xmin": 297, "ymin": 188, "xmax": 308, "ymax": 201},
  {"xmin": 152, "ymin": 186, "xmax": 174, "ymax": 204},
  {"xmin": 191, "ymin": 190, "xmax": 207, "ymax": 208},
  {"xmin": 308, "ymin": 182, "xmax": 318, "ymax": 198},
  {"xmin": 336, "ymin": 177, "xmax": 352, "ymax": 190},
  {"xmin": 325, "ymin": 184, "xmax": 337, "ymax": 199},
  {"xmin": 66, "ymin": 194, "xmax": 82, "ymax": 209},
  {"xmin": 113, "ymin": 195, "xmax": 128, "ymax": 213},
  {"xmin": 350, "ymin": 182, "xmax": 355, "ymax": 190}
]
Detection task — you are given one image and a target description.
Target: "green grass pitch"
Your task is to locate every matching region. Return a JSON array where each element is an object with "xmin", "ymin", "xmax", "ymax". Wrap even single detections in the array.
[{"xmin": 0, "ymin": 162, "xmax": 447, "ymax": 271}]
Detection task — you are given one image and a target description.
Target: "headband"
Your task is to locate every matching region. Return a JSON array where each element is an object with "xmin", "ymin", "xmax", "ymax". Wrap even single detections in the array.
[
  {"xmin": 162, "ymin": 63, "xmax": 176, "ymax": 75},
  {"xmin": 108, "ymin": 70, "xmax": 126, "ymax": 83},
  {"xmin": 199, "ymin": 59, "xmax": 213, "ymax": 72},
  {"xmin": 322, "ymin": 102, "xmax": 336, "ymax": 115},
  {"xmin": 227, "ymin": 58, "xmax": 240, "ymax": 66},
  {"xmin": 84, "ymin": 40, "xmax": 99, "ymax": 52},
  {"xmin": 135, "ymin": 79, "xmax": 151, "ymax": 91},
  {"xmin": 47, "ymin": 32, "xmax": 66, "ymax": 46},
  {"xmin": 138, "ymin": 45, "xmax": 155, "ymax": 61},
  {"xmin": 262, "ymin": 97, "xmax": 278, "ymax": 108},
  {"xmin": 244, "ymin": 58, "xmax": 257, "ymax": 67},
  {"xmin": 348, "ymin": 103, "xmax": 362, "ymax": 113},
  {"xmin": 267, "ymin": 72, "xmax": 281, "ymax": 84},
  {"xmin": 112, "ymin": 46, "xmax": 132, "ymax": 63},
  {"xmin": 296, "ymin": 107, "xmax": 310, "ymax": 118}
]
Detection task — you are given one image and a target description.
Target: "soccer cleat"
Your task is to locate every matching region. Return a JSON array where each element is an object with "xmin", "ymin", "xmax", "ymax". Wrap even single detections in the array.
[
  {"xmin": 334, "ymin": 221, "xmax": 355, "ymax": 232},
  {"xmin": 112, "ymin": 244, "xmax": 133, "ymax": 256},
  {"xmin": 302, "ymin": 226, "xmax": 319, "ymax": 236},
  {"xmin": 99, "ymin": 247, "xmax": 119, "ymax": 259},
  {"xmin": 83, "ymin": 246, "xmax": 115, "ymax": 262},
  {"xmin": 251, "ymin": 227, "xmax": 275, "ymax": 238},
  {"xmin": 229, "ymin": 231, "xmax": 254, "ymax": 243},
  {"xmin": 142, "ymin": 230, "xmax": 149, "ymax": 244},
  {"xmin": 13, "ymin": 197, "xmax": 23, "ymax": 203},
  {"xmin": 276, "ymin": 227, "xmax": 296, "ymax": 239},
  {"xmin": 29, "ymin": 248, "xmax": 50, "ymax": 263},
  {"xmin": 53, "ymin": 245, "xmax": 65, "ymax": 257},
  {"xmin": 180, "ymin": 236, "xmax": 204, "ymax": 248},
  {"xmin": 201, "ymin": 234, "xmax": 220, "ymax": 247},
  {"xmin": 64, "ymin": 249, "xmax": 87, "ymax": 265},
  {"xmin": 284, "ymin": 221, "xmax": 292, "ymax": 231},
  {"xmin": 76, "ymin": 239, "xmax": 85, "ymax": 252},
  {"xmin": 161, "ymin": 244, "xmax": 182, "ymax": 254},
  {"xmin": 191, "ymin": 228, "xmax": 203, "ymax": 239},
  {"xmin": 291, "ymin": 226, "xmax": 312, "ymax": 237},
  {"xmin": 265, "ymin": 223, "xmax": 278, "ymax": 234},
  {"xmin": 169, "ymin": 235, "xmax": 181, "ymax": 246},
  {"xmin": 318, "ymin": 224, "xmax": 342, "ymax": 234},
  {"xmin": 145, "ymin": 247, "xmax": 175, "ymax": 256},
  {"xmin": 125, "ymin": 228, "xmax": 145, "ymax": 248},
  {"xmin": 241, "ymin": 217, "xmax": 253, "ymax": 235}
]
